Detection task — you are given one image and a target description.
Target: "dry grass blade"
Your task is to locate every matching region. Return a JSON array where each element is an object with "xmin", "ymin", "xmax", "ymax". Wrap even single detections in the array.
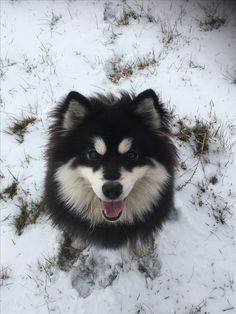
[
  {"xmin": 108, "ymin": 63, "xmax": 134, "ymax": 84},
  {"xmin": 14, "ymin": 198, "xmax": 44, "ymax": 235},
  {"xmin": 6, "ymin": 116, "xmax": 37, "ymax": 143},
  {"xmin": 200, "ymin": 16, "xmax": 226, "ymax": 31},
  {"xmin": 174, "ymin": 117, "xmax": 221, "ymax": 156},
  {"xmin": 1, "ymin": 179, "xmax": 19, "ymax": 200},
  {"xmin": 0, "ymin": 267, "xmax": 11, "ymax": 286},
  {"xmin": 199, "ymin": 3, "xmax": 226, "ymax": 31},
  {"xmin": 107, "ymin": 51, "xmax": 159, "ymax": 84}
]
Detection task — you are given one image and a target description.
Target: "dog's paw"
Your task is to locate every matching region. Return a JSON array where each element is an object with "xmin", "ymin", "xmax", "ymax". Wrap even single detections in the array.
[
  {"xmin": 71, "ymin": 249, "xmax": 122, "ymax": 298},
  {"xmin": 71, "ymin": 251, "xmax": 96, "ymax": 298}
]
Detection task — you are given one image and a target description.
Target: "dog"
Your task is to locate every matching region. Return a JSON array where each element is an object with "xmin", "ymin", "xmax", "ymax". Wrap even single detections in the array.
[{"xmin": 44, "ymin": 89, "xmax": 177, "ymax": 256}]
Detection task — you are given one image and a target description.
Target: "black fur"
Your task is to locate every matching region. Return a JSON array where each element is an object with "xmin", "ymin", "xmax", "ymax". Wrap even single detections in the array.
[{"xmin": 44, "ymin": 89, "xmax": 177, "ymax": 248}]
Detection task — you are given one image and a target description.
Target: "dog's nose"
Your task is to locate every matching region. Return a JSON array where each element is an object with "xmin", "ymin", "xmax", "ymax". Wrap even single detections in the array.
[{"xmin": 102, "ymin": 182, "xmax": 123, "ymax": 200}]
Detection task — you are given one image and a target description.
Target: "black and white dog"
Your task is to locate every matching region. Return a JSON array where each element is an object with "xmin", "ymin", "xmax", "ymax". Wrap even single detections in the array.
[{"xmin": 44, "ymin": 89, "xmax": 177, "ymax": 256}]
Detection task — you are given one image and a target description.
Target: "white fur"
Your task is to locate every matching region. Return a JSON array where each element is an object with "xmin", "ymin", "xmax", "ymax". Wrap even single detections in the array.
[
  {"xmin": 120, "ymin": 160, "xmax": 170, "ymax": 223},
  {"xmin": 118, "ymin": 138, "xmax": 133, "ymax": 154},
  {"xmin": 55, "ymin": 160, "xmax": 103, "ymax": 225},
  {"xmin": 71, "ymin": 238, "xmax": 87, "ymax": 251},
  {"xmin": 93, "ymin": 137, "xmax": 107, "ymax": 155},
  {"xmin": 55, "ymin": 159, "xmax": 170, "ymax": 225},
  {"xmin": 78, "ymin": 166, "xmax": 106, "ymax": 200}
]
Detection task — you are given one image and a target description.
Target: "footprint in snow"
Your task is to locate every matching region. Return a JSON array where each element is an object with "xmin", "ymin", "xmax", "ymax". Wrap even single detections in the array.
[
  {"xmin": 71, "ymin": 249, "xmax": 123, "ymax": 298},
  {"xmin": 71, "ymin": 247, "xmax": 162, "ymax": 298}
]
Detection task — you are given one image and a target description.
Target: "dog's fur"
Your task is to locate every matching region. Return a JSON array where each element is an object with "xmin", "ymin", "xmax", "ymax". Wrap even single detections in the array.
[{"xmin": 44, "ymin": 89, "xmax": 177, "ymax": 256}]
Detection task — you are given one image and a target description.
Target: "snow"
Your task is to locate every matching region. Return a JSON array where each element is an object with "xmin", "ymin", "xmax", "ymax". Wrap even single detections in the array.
[{"xmin": 1, "ymin": 1, "xmax": 236, "ymax": 313}]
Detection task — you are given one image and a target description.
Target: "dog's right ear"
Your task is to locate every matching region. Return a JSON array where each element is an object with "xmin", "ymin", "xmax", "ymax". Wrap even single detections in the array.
[{"xmin": 63, "ymin": 91, "xmax": 90, "ymax": 130}]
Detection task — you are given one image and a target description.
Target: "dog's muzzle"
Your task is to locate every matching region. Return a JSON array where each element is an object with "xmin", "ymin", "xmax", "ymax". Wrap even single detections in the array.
[
  {"xmin": 102, "ymin": 181, "xmax": 123, "ymax": 200},
  {"xmin": 101, "ymin": 182, "xmax": 124, "ymax": 221}
]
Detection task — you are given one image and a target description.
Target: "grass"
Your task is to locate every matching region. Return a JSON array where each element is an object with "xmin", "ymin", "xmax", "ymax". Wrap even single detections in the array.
[
  {"xmin": 189, "ymin": 60, "xmax": 205, "ymax": 70},
  {"xmin": 113, "ymin": 5, "xmax": 180, "ymax": 46},
  {"xmin": 173, "ymin": 111, "xmax": 228, "ymax": 157},
  {"xmin": 114, "ymin": 3, "xmax": 158, "ymax": 26},
  {"xmin": 0, "ymin": 57, "xmax": 17, "ymax": 79},
  {"xmin": 209, "ymin": 175, "xmax": 218, "ymax": 185},
  {"xmin": 175, "ymin": 110, "xmax": 233, "ymax": 155},
  {"xmin": 107, "ymin": 51, "xmax": 159, "ymax": 84},
  {"xmin": 1, "ymin": 178, "xmax": 19, "ymax": 200},
  {"xmin": 22, "ymin": 55, "xmax": 38, "ymax": 74},
  {"xmin": 42, "ymin": 10, "xmax": 62, "ymax": 30},
  {"xmin": 191, "ymin": 120, "xmax": 210, "ymax": 155},
  {"xmin": 224, "ymin": 70, "xmax": 236, "ymax": 85},
  {"xmin": 108, "ymin": 61, "xmax": 134, "ymax": 84},
  {"xmin": 199, "ymin": 3, "xmax": 226, "ymax": 31},
  {"xmin": 14, "ymin": 198, "xmax": 44, "ymax": 235},
  {"xmin": 136, "ymin": 53, "xmax": 157, "ymax": 70},
  {"xmin": 0, "ymin": 267, "xmax": 11, "ymax": 286},
  {"xmin": 200, "ymin": 16, "xmax": 226, "ymax": 31},
  {"xmin": 188, "ymin": 301, "xmax": 207, "ymax": 314},
  {"xmin": 174, "ymin": 109, "xmax": 233, "ymax": 193},
  {"xmin": 182, "ymin": 166, "xmax": 233, "ymax": 225},
  {"xmin": 187, "ymin": 173, "xmax": 232, "ymax": 225},
  {"xmin": 174, "ymin": 118, "xmax": 211, "ymax": 156},
  {"xmin": 6, "ymin": 116, "xmax": 37, "ymax": 143},
  {"xmin": 116, "ymin": 5, "xmax": 140, "ymax": 25},
  {"xmin": 207, "ymin": 195, "xmax": 231, "ymax": 225},
  {"xmin": 160, "ymin": 20, "xmax": 181, "ymax": 46},
  {"xmin": 38, "ymin": 255, "xmax": 57, "ymax": 279},
  {"xmin": 49, "ymin": 12, "xmax": 62, "ymax": 30}
]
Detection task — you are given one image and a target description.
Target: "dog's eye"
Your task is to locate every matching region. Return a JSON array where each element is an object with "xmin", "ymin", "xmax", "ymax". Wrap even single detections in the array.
[
  {"xmin": 126, "ymin": 150, "xmax": 139, "ymax": 161},
  {"xmin": 87, "ymin": 150, "xmax": 100, "ymax": 161}
]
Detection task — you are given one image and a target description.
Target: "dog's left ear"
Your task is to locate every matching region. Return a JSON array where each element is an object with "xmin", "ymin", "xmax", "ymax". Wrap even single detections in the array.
[{"xmin": 133, "ymin": 89, "xmax": 161, "ymax": 130}]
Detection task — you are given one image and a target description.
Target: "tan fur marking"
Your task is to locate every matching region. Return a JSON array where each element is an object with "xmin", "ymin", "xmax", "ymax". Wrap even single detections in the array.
[
  {"xmin": 130, "ymin": 235, "xmax": 154, "ymax": 256},
  {"xmin": 94, "ymin": 137, "xmax": 107, "ymax": 155},
  {"xmin": 118, "ymin": 138, "xmax": 133, "ymax": 154}
]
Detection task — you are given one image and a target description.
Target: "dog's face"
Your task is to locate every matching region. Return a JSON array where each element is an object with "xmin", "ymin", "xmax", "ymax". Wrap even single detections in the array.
[{"xmin": 53, "ymin": 90, "xmax": 174, "ymax": 225}]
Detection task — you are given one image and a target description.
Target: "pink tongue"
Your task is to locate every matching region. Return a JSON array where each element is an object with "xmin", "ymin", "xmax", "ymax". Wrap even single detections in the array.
[{"xmin": 101, "ymin": 200, "xmax": 124, "ymax": 218}]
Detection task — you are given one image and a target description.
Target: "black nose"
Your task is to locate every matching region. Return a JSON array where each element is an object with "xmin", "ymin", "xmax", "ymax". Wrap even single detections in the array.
[{"xmin": 102, "ymin": 182, "xmax": 123, "ymax": 200}]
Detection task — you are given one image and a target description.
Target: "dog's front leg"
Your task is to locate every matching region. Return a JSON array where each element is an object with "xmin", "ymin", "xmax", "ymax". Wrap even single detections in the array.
[
  {"xmin": 130, "ymin": 235, "xmax": 161, "ymax": 279},
  {"xmin": 130, "ymin": 234, "xmax": 154, "ymax": 257},
  {"xmin": 71, "ymin": 237, "xmax": 88, "ymax": 251}
]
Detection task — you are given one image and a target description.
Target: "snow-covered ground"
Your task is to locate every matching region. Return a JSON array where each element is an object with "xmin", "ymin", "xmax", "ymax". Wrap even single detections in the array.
[{"xmin": 1, "ymin": 1, "xmax": 236, "ymax": 313}]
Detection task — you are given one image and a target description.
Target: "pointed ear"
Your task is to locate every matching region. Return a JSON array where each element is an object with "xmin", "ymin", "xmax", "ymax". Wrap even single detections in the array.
[
  {"xmin": 133, "ymin": 89, "xmax": 161, "ymax": 131},
  {"xmin": 63, "ymin": 91, "xmax": 90, "ymax": 130}
]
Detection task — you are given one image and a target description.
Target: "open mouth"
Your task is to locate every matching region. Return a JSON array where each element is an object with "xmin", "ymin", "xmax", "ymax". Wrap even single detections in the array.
[{"xmin": 100, "ymin": 200, "xmax": 124, "ymax": 222}]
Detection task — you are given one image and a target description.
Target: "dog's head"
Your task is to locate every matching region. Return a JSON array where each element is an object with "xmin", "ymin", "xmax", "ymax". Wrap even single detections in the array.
[{"xmin": 51, "ymin": 90, "xmax": 176, "ymax": 224}]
